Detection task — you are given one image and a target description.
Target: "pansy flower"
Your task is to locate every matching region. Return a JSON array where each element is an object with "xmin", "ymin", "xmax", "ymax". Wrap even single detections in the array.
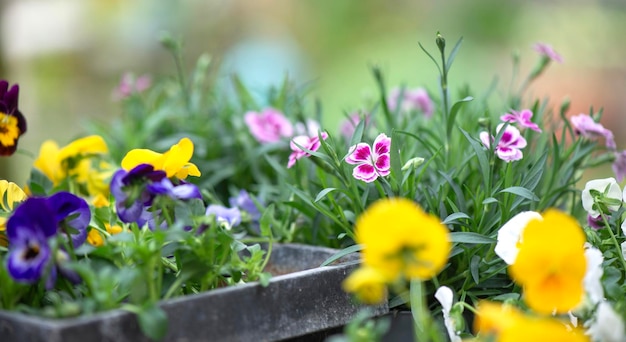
[
  {"xmin": 345, "ymin": 133, "xmax": 391, "ymax": 183},
  {"xmin": 480, "ymin": 124, "xmax": 527, "ymax": 162},
  {"xmin": 6, "ymin": 198, "xmax": 57, "ymax": 283},
  {"xmin": 570, "ymin": 114, "xmax": 616, "ymax": 149},
  {"xmin": 287, "ymin": 132, "xmax": 328, "ymax": 168},
  {"xmin": 244, "ymin": 108, "xmax": 294, "ymax": 144},
  {"xmin": 500, "ymin": 109, "xmax": 541, "ymax": 132},
  {"xmin": 0, "ymin": 80, "xmax": 27, "ymax": 156},
  {"xmin": 111, "ymin": 164, "xmax": 167, "ymax": 224},
  {"xmin": 205, "ymin": 204, "xmax": 242, "ymax": 230},
  {"xmin": 47, "ymin": 192, "xmax": 91, "ymax": 248},
  {"xmin": 121, "ymin": 137, "xmax": 201, "ymax": 179},
  {"xmin": 581, "ymin": 177, "xmax": 622, "ymax": 218}
]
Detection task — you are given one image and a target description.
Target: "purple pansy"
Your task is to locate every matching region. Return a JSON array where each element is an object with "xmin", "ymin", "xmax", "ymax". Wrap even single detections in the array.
[
  {"xmin": 229, "ymin": 190, "xmax": 261, "ymax": 222},
  {"xmin": 47, "ymin": 192, "xmax": 91, "ymax": 248},
  {"xmin": 287, "ymin": 132, "xmax": 329, "ymax": 168},
  {"xmin": 206, "ymin": 205, "xmax": 242, "ymax": 229},
  {"xmin": 110, "ymin": 164, "xmax": 167, "ymax": 224},
  {"xmin": 570, "ymin": 113, "xmax": 616, "ymax": 149},
  {"xmin": 387, "ymin": 87, "xmax": 434, "ymax": 117},
  {"xmin": 533, "ymin": 43, "xmax": 563, "ymax": 63},
  {"xmin": 6, "ymin": 198, "xmax": 57, "ymax": 283},
  {"xmin": 345, "ymin": 133, "xmax": 391, "ymax": 183},
  {"xmin": 244, "ymin": 108, "xmax": 294, "ymax": 144},
  {"xmin": 147, "ymin": 178, "xmax": 202, "ymax": 201},
  {"xmin": 587, "ymin": 214, "xmax": 604, "ymax": 230},
  {"xmin": 0, "ymin": 80, "xmax": 28, "ymax": 156},
  {"xmin": 480, "ymin": 124, "xmax": 527, "ymax": 162},
  {"xmin": 500, "ymin": 109, "xmax": 541, "ymax": 132}
]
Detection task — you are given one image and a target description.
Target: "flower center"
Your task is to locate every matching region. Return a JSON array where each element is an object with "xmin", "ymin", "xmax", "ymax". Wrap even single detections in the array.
[
  {"xmin": 23, "ymin": 241, "xmax": 41, "ymax": 261},
  {"xmin": 0, "ymin": 113, "xmax": 20, "ymax": 147}
]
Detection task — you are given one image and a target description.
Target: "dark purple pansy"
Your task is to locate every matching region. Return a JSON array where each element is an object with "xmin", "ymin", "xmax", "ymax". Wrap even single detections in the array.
[
  {"xmin": 0, "ymin": 80, "xmax": 27, "ymax": 156},
  {"xmin": 110, "ymin": 164, "xmax": 166, "ymax": 224},
  {"xmin": 47, "ymin": 192, "xmax": 90, "ymax": 248},
  {"xmin": 6, "ymin": 198, "xmax": 56, "ymax": 283}
]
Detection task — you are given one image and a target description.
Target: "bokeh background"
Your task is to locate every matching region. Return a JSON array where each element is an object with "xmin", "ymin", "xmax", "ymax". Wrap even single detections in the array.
[{"xmin": 1, "ymin": 0, "xmax": 626, "ymax": 185}]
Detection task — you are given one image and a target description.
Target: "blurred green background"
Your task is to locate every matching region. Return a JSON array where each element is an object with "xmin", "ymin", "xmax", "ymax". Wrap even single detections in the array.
[{"xmin": 1, "ymin": 0, "xmax": 625, "ymax": 185}]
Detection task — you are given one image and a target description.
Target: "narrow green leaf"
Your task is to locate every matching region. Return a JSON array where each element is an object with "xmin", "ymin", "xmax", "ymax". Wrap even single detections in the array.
[
  {"xmin": 445, "ymin": 36, "xmax": 464, "ymax": 71},
  {"xmin": 499, "ymin": 186, "xmax": 540, "ymax": 201},
  {"xmin": 450, "ymin": 232, "xmax": 495, "ymax": 244},
  {"xmin": 315, "ymin": 188, "xmax": 338, "ymax": 203},
  {"xmin": 447, "ymin": 96, "xmax": 473, "ymax": 137},
  {"xmin": 320, "ymin": 244, "xmax": 363, "ymax": 267},
  {"xmin": 442, "ymin": 212, "xmax": 470, "ymax": 225},
  {"xmin": 470, "ymin": 255, "xmax": 480, "ymax": 284}
]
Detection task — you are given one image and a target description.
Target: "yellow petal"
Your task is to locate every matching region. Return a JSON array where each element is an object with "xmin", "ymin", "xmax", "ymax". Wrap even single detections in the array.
[
  {"xmin": 6, "ymin": 182, "xmax": 26, "ymax": 210},
  {"xmin": 58, "ymin": 135, "xmax": 108, "ymax": 161},
  {"xmin": 87, "ymin": 229, "xmax": 104, "ymax": 247},
  {"xmin": 33, "ymin": 140, "xmax": 63, "ymax": 184},
  {"xmin": 121, "ymin": 149, "xmax": 163, "ymax": 170},
  {"xmin": 162, "ymin": 138, "xmax": 194, "ymax": 178}
]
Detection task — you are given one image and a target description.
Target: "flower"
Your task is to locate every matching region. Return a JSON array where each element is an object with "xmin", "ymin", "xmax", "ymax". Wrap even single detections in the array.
[
  {"xmin": 112, "ymin": 72, "xmax": 151, "ymax": 101},
  {"xmin": 612, "ymin": 150, "xmax": 626, "ymax": 182},
  {"xmin": 494, "ymin": 211, "xmax": 542, "ymax": 265},
  {"xmin": 355, "ymin": 197, "xmax": 450, "ymax": 281},
  {"xmin": 342, "ymin": 266, "xmax": 387, "ymax": 304},
  {"xmin": 6, "ymin": 198, "xmax": 57, "ymax": 283},
  {"xmin": 294, "ymin": 118, "xmax": 321, "ymax": 137},
  {"xmin": 339, "ymin": 111, "xmax": 370, "ymax": 139},
  {"xmin": 56, "ymin": 135, "xmax": 108, "ymax": 162},
  {"xmin": 87, "ymin": 223, "xmax": 123, "ymax": 247},
  {"xmin": 434, "ymin": 286, "xmax": 462, "ymax": 342},
  {"xmin": 533, "ymin": 42, "xmax": 563, "ymax": 63},
  {"xmin": 205, "ymin": 204, "xmax": 242, "ymax": 229},
  {"xmin": 47, "ymin": 192, "xmax": 90, "ymax": 248},
  {"xmin": 147, "ymin": 178, "xmax": 202, "ymax": 201},
  {"xmin": 345, "ymin": 133, "xmax": 391, "ymax": 183},
  {"xmin": 229, "ymin": 190, "xmax": 261, "ymax": 223},
  {"xmin": 509, "ymin": 209, "xmax": 586, "ymax": 314},
  {"xmin": 581, "ymin": 177, "xmax": 622, "ymax": 217},
  {"xmin": 480, "ymin": 123, "xmax": 527, "ymax": 162},
  {"xmin": 500, "ymin": 109, "xmax": 541, "ymax": 132},
  {"xmin": 287, "ymin": 131, "xmax": 328, "ymax": 168},
  {"xmin": 570, "ymin": 114, "xmax": 616, "ymax": 149},
  {"xmin": 0, "ymin": 80, "xmax": 27, "ymax": 156},
  {"xmin": 0, "ymin": 180, "xmax": 27, "ymax": 212},
  {"xmin": 585, "ymin": 301, "xmax": 626, "ymax": 342},
  {"xmin": 387, "ymin": 87, "xmax": 434, "ymax": 117},
  {"xmin": 121, "ymin": 137, "xmax": 201, "ymax": 179},
  {"xmin": 583, "ymin": 246, "xmax": 604, "ymax": 305},
  {"xmin": 110, "ymin": 164, "xmax": 167, "ymax": 224},
  {"xmin": 244, "ymin": 108, "xmax": 294, "ymax": 144}
]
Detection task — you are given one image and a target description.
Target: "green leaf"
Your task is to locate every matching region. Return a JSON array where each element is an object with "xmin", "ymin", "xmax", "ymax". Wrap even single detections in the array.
[
  {"xmin": 315, "ymin": 188, "xmax": 338, "ymax": 203},
  {"xmin": 499, "ymin": 186, "xmax": 540, "ymax": 202},
  {"xmin": 445, "ymin": 36, "xmax": 464, "ymax": 71},
  {"xmin": 447, "ymin": 96, "xmax": 473, "ymax": 137},
  {"xmin": 470, "ymin": 255, "xmax": 480, "ymax": 284},
  {"xmin": 482, "ymin": 197, "xmax": 498, "ymax": 205},
  {"xmin": 136, "ymin": 304, "xmax": 168, "ymax": 341},
  {"xmin": 442, "ymin": 212, "xmax": 470, "ymax": 225},
  {"xmin": 450, "ymin": 232, "xmax": 495, "ymax": 244},
  {"xmin": 320, "ymin": 244, "xmax": 363, "ymax": 267}
]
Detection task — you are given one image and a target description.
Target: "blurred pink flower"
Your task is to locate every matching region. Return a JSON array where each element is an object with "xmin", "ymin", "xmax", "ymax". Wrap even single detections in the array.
[
  {"xmin": 287, "ymin": 131, "xmax": 328, "ymax": 168},
  {"xmin": 500, "ymin": 109, "xmax": 541, "ymax": 132},
  {"xmin": 339, "ymin": 112, "xmax": 370, "ymax": 139},
  {"xmin": 480, "ymin": 124, "xmax": 527, "ymax": 162},
  {"xmin": 612, "ymin": 150, "xmax": 626, "ymax": 182},
  {"xmin": 533, "ymin": 43, "xmax": 563, "ymax": 63},
  {"xmin": 345, "ymin": 133, "xmax": 391, "ymax": 182},
  {"xmin": 387, "ymin": 87, "xmax": 434, "ymax": 117},
  {"xmin": 570, "ymin": 114, "xmax": 616, "ymax": 149},
  {"xmin": 112, "ymin": 72, "xmax": 151, "ymax": 101},
  {"xmin": 294, "ymin": 118, "xmax": 321, "ymax": 136},
  {"xmin": 244, "ymin": 108, "xmax": 294, "ymax": 144}
]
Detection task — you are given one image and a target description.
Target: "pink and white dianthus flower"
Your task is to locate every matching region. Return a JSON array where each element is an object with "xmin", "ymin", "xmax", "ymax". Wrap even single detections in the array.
[
  {"xmin": 113, "ymin": 72, "xmax": 151, "ymax": 101},
  {"xmin": 287, "ymin": 132, "xmax": 328, "ymax": 168},
  {"xmin": 387, "ymin": 87, "xmax": 434, "ymax": 117},
  {"xmin": 345, "ymin": 133, "xmax": 391, "ymax": 183},
  {"xmin": 244, "ymin": 108, "xmax": 294, "ymax": 144},
  {"xmin": 612, "ymin": 150, "xmax": 626, "ymax": 182},
  {"xmin": 339, "ymin": 111, "xmax": 370, "ymax": 139},
  {"xmin": 500, "ymin": 109, "xmax": 541, "ymax": 132},
  {"xmin": 533, "ymin": 42, "xmax": 563, "ymax": 63},
  {"xmin": 480, "ymin": 123, "xmax": 527, "ymax": 162},
  {"xmin": 570, "ymin": 113, "xmax": 616, "ymax": 149}
]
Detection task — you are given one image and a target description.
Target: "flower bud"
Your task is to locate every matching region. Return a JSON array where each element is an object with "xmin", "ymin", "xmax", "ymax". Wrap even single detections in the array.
[
  {"xmin": 436, "ymin": 32, "xmax": 446, "ymax": 52},
  {"xmin": 402, "ymin": 157, "xmax": 425, "ymax": 171}
]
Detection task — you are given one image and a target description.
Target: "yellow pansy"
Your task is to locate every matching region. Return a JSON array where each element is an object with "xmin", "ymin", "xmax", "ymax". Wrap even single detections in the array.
[
  {"xmin": 355, "ymin": 197, "xmax": 450, "ymax": 282},
  {"xmin": 121, "ymin": 137, "xmax": 201, "ymax": 179},
  {"xmin": 0, "ymin": 180, "xmax": 27, "ymax": 212},
  {"xmin": 33, "ymin": 140, "xmax": 64, "ymax": 184},
  {"xmin": 57, "ymin": 135, "xmax": 108, "ymax": 162},
  {"xmin": 87, "ymin": 223, "xmax": 124, "ymax": 247},
  {"xmin": 509, "ymin": 209, "xmax": 586, "ymax": 315},
  {"xmin": 342, "ymin": 266, "xmax": 388, "ymax": 304}
]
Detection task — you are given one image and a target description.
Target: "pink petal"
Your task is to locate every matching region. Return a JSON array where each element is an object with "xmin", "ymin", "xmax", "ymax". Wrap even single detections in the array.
[
  {"xmin": 375, "ymin": 154, "xmax": 390, "ymax": 173},
  {"xmin": 346, "ymin": 143, "xmax": 372, "ymax": 164},
  {"xmin": 287, "ymin": 153, "xmax": 298, "ymax": 168},
  {"xmin": 373, "ymin": 133, "xmax": 391, "ymax": 155},
  {"xmin": 500, "ymin": 113, "xmax": 518, "ymax": 122},
  {"xmin": 479, "ymin": 132, "xmax": 492, "ymax": 148},
  {"xmin": 353, "ymin": 163, "xmax": 378, "ymax": 182},
  {"xmin": 290, "ymin": 135, "xmax": 310, "ymax": 151},
  {"xmin": 496, "ymin": 147, "xmax": 523, "ymax": 162}
]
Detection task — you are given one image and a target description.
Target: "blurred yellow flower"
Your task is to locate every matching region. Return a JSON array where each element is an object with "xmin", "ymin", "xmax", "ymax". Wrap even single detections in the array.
[
  {"xmin": 342, "ymin": 266, "xmax": 387, "ymax": 304},
  {"xmin": 33, "ymin": 140, "xmax": 64, "ymax": 184},
  {"xmin": 356, "ymin": 197, "xmax": 450, "ymax": 281},
  {"xmin": 87, "ymin": 223, "xmax": 124, "ymax": 247},
  {"xmin": 92, "ymin": 193, "xmax": 110, "ymax": 208},
  {"xmin": 121, "ymin": 137, "xmax": 201, "ymax": 179},
  {"xmin": 0, "ymin": 180, "xmax": 27, "ymax": 212},
  {"xmin": 509, "ymin": 209, "xmax": 586, "ymax": 314},
  {"xmin": 57, "ymin": 135, "xmax": 108, "ymax": 162},
  {"xmin": 474, "ymin": 301, "xmax": 588, "ymax": 342}
]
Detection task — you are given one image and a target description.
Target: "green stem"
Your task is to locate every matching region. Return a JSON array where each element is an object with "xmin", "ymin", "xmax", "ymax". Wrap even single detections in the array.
[
  {"xmin": 410, "ymin": 279, "xmax": 441, "ymax": 342},
  {"xmin": 601, "ymin": 212, "xmax": 626, "ymax": 273}
]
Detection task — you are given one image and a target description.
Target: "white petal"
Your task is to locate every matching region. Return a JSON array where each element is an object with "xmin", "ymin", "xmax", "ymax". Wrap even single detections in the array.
[
  {"xmin": 583, "ymin": 247, "xmax": 604, "ymax": 305},
  {"xmin": 585, "ymin": 301, "xmax": 625, "ymax": 342},
  {"xmin": 434, "ymin": 286, "xmax": 461, "ymax": 342},
  {"xmin": 495, "ymin": 211, "xmax": 542, "ymax": 264},
  {"xmin": 582, "ymin": 178, "xmax": 622, "ymax": 216}
]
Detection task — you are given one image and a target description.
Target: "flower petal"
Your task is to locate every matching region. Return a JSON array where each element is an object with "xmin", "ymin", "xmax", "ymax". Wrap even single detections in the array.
[
  {"xmin": 353, "ymin": 163, "xmax": 378, "ymax": 182},
  {"xmin": 346, "ymin": 143, "xmax": 372, "ymax": 164},
  {"xmin": 373, "ymin": 133, "xmax": 391, "ymax": 155}
]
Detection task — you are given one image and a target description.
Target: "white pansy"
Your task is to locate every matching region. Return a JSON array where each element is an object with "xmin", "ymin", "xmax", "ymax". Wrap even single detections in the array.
[
  {"xmin": 494, "ymin": 211, "xmax": 542, "ymax": 265},
  {"xmin": 585, "ymin": 301, "xmax": 625, "ymax": 342},
  {"xmin": 583, "ymin": 246, "xmax": 604, "ymax": 305},
  {"xmin": 434, "ymin": 286, "xmax": 461, "ymax": 342},
  {"xmin": 581, "ymin": 178, "xmax": 622, "ymax": 217}
]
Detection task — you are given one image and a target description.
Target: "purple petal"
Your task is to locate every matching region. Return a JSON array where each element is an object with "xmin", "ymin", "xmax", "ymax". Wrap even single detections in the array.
[
  {"xmin": 353, "ymin": 163, "xmax": 378, "ymax": 182},
  {"xmin": 7, "ymin": 198, "xmax": 57, "ymax": 239},
  {"xmin": 7, "ymin": 231, "xmax": 51, "ymax": 283},
  {"xmin": 47, "ymin": 192, "xmax": 91, "ymax": 248},
  {"xmin": 171, "ymin": 183, "xmax": 202, "ymax": 200},
  {"xmin": 206, "ymin": 205, "xmax": 242, "ymax": 228},
  {"xmin": 346, "ymin": 143, "xmax": 372, "ymax": 164}
]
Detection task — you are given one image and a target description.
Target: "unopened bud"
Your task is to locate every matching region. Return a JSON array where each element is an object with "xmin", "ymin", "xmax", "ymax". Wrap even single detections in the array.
[
  {"xmin": 478, "ymin": 117, "xmax": 490, "ymax": 128},
  {"xmin": 402, "ymin": 157, "xmax": 425, "ymax": 171},
  {"xmin": 436, "ymin": 32, "xmax": 446, "ymax": 52}
]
